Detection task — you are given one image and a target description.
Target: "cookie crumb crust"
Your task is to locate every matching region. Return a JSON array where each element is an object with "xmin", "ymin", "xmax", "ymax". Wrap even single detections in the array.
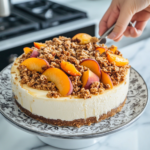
[{"xmin": 15, "ymin": 97, "xmax": 127, "ymax": 127}]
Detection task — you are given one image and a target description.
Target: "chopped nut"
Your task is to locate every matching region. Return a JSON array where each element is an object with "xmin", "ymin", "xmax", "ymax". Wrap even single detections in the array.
[
  {"xmin": 78, "ymin": 88, "xmax": 91, "ymax": 99},
  {"xmin": 105, "ymin": 84, "xmax": 111, "ymax": 89},
  {"xmin": 40, "ymin": 75, "xmax": 47, "ymax": 81},
  {"xmin": 47, "ymin": 91, "xmax": 61, "ymax": 98},
  {"xmin": 17, "ymin": 37, "xmax": 129, "ymax": 99}
]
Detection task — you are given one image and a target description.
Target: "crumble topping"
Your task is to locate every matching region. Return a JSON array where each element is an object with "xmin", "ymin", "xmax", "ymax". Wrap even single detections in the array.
[
  {"xmin": 47, "ymin": 91, "xmax": 61, "ymax": 98},
  {"xmin": 90, "ymin": 81, "xmax": 100, "ymax": 94},
  {"xmin": 78, "ymin": 88, "xmax": 91, "ymax": 99},
  {"xmin": 17, "ymin": 36, "xmax": 130, "ymax": 99}
]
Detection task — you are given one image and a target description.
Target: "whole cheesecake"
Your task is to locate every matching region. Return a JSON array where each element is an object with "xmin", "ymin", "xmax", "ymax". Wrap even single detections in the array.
[{"xmin": 11, "ymin": 34, "xmax": 130, "ymax": 127}]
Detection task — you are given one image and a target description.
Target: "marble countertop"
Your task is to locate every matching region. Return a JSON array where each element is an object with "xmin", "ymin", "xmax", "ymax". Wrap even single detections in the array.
[{"xmin": 0, "ymin": 38, "xmax": 150, "ymax": 150}]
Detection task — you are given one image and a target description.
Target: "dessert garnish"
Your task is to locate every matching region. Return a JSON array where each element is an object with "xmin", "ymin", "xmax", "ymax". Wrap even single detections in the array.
[{"xmin": 17, "ymin": 33, "xmax": 130, "ymax": 99}]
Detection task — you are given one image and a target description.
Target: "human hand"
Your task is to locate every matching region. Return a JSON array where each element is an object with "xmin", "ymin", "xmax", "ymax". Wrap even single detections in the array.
[{"xmin": 99, "ymin": 0, "xmax": 150, "ymax": 41}]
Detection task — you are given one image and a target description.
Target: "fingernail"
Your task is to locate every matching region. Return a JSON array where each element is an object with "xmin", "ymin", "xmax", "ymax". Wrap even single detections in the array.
[
  {"xmin": 130, "ymin": 28, "xmax": 134, "ymax": 36},
  {"xmin": 108, "ymin": 32, "xmax": 117, "ymax": 39}
]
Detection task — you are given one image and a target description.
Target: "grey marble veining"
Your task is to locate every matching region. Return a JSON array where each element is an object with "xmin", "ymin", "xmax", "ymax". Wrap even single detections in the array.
[{"xmin": 0, "ymin": 38, "xmax": 150, "ymax": 150}]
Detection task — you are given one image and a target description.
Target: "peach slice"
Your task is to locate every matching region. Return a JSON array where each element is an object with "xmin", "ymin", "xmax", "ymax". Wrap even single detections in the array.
[
  {"xmin": 30, "ymin": 50, "xmax": 40, "ymax": 58},
  {"xmin": 72, "ymin": 33, "xmax": 92, "ymax": 45},
  {"xmin": 61, "ymin": 60, "xmax": 81, "ymax": 76},
  {"xmin": 107, "ymin": 52, "xmax": 129, "ymax": 66},
  {"xmin": 96, "ymin": 47, "xmax": 107, "ymax": 55},
  {"xmin": 23, "ymin": 47, "xmax": 33, "ymax": 54},
  {"xmin": 43, "ymin": 68, "xmax": 73, "ymax": 96},
  {"xmin": 21, "ymin": 58, "xmax": 49, "ymax": 73},
  {"xmin": 34, "ymin": 42, "xmax": 46, "ymax": 49},
  {"xmin": 109, "ymin": 45, "xmax": 117, "ymax": 53},
  {"xmin": 82, "ymin": 69, "xmax": 99, "ymax": 89},
  {"xmin": 80, "ymin": 59, "xmax": 101, "ymax": 79},
  {"xmin": 101, "ymin": 71, "xmax": 113, "ymax": 89}
]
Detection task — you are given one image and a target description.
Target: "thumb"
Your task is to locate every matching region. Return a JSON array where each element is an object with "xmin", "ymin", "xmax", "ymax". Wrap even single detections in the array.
[{"xmin": 108, "ymin": 5, "xmax": 133, "ymax": 40}]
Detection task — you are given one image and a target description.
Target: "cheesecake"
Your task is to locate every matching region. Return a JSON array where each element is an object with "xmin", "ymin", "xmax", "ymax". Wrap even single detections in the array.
[{"xmin": 11, "ymin": 34, "xmax": 130, "ymax": 127}]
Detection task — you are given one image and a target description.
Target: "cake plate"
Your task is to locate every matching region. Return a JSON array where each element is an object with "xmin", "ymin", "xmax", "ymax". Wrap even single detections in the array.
[{"xmin": 0, "ymin": 65, "xmax": 148, "ymax": 149}]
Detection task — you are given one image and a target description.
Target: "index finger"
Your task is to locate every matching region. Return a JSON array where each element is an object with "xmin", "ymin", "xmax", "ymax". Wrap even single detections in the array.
[{"xmin": 99, "ymin": 6, "xmax": 112, "ymax": 36}]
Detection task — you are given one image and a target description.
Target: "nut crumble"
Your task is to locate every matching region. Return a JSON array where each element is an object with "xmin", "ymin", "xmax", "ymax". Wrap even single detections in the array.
[{"xmin": 17, "ymin": 36, "xmax": 130, "ymax": 99}]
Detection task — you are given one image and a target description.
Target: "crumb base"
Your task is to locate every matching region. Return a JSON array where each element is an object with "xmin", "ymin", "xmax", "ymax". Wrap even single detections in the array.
[{"xmin": 15, "ymin": 98, "xmax": 127, "ymax": 128}]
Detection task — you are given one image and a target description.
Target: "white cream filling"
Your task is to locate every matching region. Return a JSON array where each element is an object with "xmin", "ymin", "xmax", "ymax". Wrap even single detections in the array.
[{"xmin": 11, "ymin": 58, "xmax": 130, "ymax": 121}]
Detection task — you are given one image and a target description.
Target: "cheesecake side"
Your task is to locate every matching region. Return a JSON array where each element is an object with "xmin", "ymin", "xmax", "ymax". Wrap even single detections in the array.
[{"xmin": 11, "ymin": 58, "xmax": 130, "ymax": 125}]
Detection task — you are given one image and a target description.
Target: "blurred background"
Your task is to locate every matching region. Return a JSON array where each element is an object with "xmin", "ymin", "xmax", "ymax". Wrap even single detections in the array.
[{"xmin": 0, "ymin": 0, "xmax": 150, "ymax": 71}]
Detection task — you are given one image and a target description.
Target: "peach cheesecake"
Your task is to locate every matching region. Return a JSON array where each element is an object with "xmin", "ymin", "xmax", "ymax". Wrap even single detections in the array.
[{"xmin": 11, "ymin": 34, "xmax": 130, "ymax": 127}]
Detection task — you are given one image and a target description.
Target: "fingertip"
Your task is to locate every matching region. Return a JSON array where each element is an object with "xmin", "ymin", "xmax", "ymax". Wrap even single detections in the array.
[
  {"xmin": 130, "ymin": 27, "xmax": 141, "ymax": 37},
  {"xmin": 114, "ymin": 35, "xmax": 123, "ymax": 42},
  {"xmin": 130, "ymin": 28, "xmax": 135, "ymax": 36},
  {"xmin": 99, "ymin": 31, "xmax": 102, "ymax": 36},
  {"xmin": 107, "ymin": 32, "xmax": 117, "ymax": 39},
  {"xmin": 99, "ymin": 20, "xmax": 108, "ymax": 36},
  {"xmin": 99, "ymin": 27, "xmax": 107, "ymax": 36},
  {"xmin": 124, "ymin": 27, "xmax": 131, "ymax": 37}
]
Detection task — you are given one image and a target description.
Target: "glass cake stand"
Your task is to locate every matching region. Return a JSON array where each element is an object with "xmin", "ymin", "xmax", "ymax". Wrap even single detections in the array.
[{"xmin": 0, "ymin": 65, "xmax": 148, "ymax": 149}]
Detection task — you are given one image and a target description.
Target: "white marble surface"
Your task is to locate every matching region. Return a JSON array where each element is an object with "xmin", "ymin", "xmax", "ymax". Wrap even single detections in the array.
[{"xmin": 0, "ymin": 38, "xmax": 150, "ymax": 150}]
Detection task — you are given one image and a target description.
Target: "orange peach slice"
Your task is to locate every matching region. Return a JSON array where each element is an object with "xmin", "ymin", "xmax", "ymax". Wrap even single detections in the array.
[
  {"xmin": 72, "ymin": 33, "xmax": 92, "ymax": 45},
  {"xmin": 21, "ymin": 58, "xmax": 49, "ymax": 73},
  {"xmin": 43, "ymin": 68, "xmax": 73, "ymax": 96},
  {"xmin": 34, "ymin": 42, "xmax": 46, "ymax": 49},
  {"xmin": 107, "ymin": 52, "xmax": 129, "ymax": 66},
  {"xmin": 80, "ymin": 59, "xmax": 101, "ymax": 79},
  {"xmin": 23, "ymin": 47, "xmax": 33, "ymax": 54},
  {"xmin": 96, "ymin": 47, "xmax": 107, "ymax": 55},
  {"xmin": 82, "ymin": 69, "xmax": 99, "ymax": 89},
  {"xmin": 101, "ymin": 71, "xmax": 113, "ymax": 89},
  {"xmin": 61, "ymin": 60, "xmax": 81, "ymax": 76},
  {"xmin": 109, "ymin": 45, "xmax": 117, "ymax": 53}
]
